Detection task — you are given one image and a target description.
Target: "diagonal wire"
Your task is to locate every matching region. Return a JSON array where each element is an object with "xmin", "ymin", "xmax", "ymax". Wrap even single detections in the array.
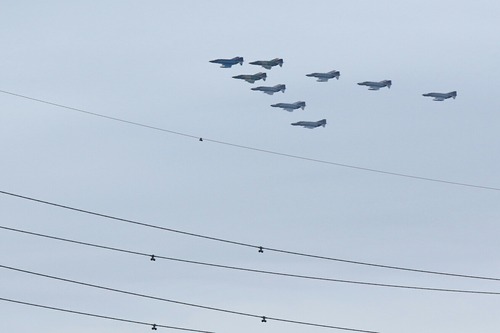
[
  {"xmin": 0, "ymin": 89, "xmax": 499, "ymax": 191},
  {"xmin": 1, "ymin": 189, "xmax": 500, "ymax": 283},
  {"xmin": 0, "ymin": 189, "xmax": 255, "ymax": 249},
  {"xmin": 0, "ymin": 296, "xmax": 214, "ymax": 332},
  {"xmin": 2, "ymin": 225, "xmax": 500, "ymax": 295},
  {"xmin": 0, "ymin": 264, "xmax": 379, "ymax": 333}
]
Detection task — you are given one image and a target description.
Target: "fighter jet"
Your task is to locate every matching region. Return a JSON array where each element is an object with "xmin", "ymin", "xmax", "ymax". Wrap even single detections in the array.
[
  {"xmin": 249, "ymin": 58, "xmax": 284, "ymax": 70},
  {"xmin": 209, "ymin": 57, "xmax": 244, "ymax": 68},
  {"xmin": 270, "ymin": 101, "xmax": 306, "ymax": 112},
  {"xmin": 357, "ymin": 80, "xmax": 392, "ymax": 90},
  {"xmin": 251, "ymin": 84, "xmax": 286, "ymax": 95},
  {"xmin": 306, "ymin": 70, "xmax": 340, "ymax": 82},
  {"xmin": 422, "ymin": 91, "xmax": 457, "ymax": 101},
  {"xmin": 232, "ymin": 72, "xmax": 267, "ymax": 83},
  {"xmin": 291, "ymin": 119, "xmax": 327, "ymax": 129}
]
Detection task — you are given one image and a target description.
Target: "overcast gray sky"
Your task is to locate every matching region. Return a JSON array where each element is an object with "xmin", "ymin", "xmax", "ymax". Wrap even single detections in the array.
[{"xmin": 1, "ymin": 1, "xmax": 500, "ymax": 332}]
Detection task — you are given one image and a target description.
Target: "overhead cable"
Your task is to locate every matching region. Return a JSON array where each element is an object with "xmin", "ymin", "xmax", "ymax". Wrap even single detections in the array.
[
  {"xmin": 0, "ymin": 264, "xmax": 379, "ymax": 333},
  {"xmin": 0, "ymin": 296, "xmax": 213, "ymax": 332},
  {"xmin": 1, "ymin": 190, "xmax": 500, "ymax": 283},
  {"xmin": 0, "ymin": 89, "xmax": 498, "ymax": 192},
  {"xmin": 2, "ymin": 226, "xmax": 500, "ymax": 295}
]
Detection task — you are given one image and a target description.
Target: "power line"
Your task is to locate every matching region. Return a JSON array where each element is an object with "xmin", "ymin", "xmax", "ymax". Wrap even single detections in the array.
[
  {"xmin": 1, "ymin": 189, "xmax": 500, "ymax": 283},
  {"xmin": 0, "ymin": 296, "xmax": 214, "ymax": 332},
  {"xmin": 0, "ymin": 89, "xmax": 498, "ymax": 192},
  {"xmin": 2, "ymin": 225, "xmax": 500, "ymax": 295},
  {"xmin": 0, "ymin": 189, "xmax": 254, "ymax": 248},
  {"xmin": 0, "ymin": 264, "xmax": 379, "ymax": 333}
]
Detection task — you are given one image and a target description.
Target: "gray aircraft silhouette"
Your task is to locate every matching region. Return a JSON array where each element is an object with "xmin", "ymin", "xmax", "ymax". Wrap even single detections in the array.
[
  {"xmin": 291, "ymin": 119, "xmax": 327, "ymax": 129},
  {"xmin": 209, "ymin": 57, "xmax": 244, "ymax": 68},
  {"xmin": 249, "ymin": 58, "xmax": 284, "ymax": 70},
  {"xmin": 422, "ymin": 91, "xmax": 457, "ymax": 101},
  {"xmin": 251, "ymin": 84, "xmax": 286, "ymax": 95},
  {"xmin": 232, "ymin": 72, "xmax": 267, "ymax": 83},
  {"xmin": 357, "ymin": 80, "xmax": 392, "ymax": 90},
  {"xmin": 271, "ymin": 101, "xmax": 306, "ymax": 112},
  {"xmin": 306, "ymin": 70, "xmax": 340, "ymax": 82}
]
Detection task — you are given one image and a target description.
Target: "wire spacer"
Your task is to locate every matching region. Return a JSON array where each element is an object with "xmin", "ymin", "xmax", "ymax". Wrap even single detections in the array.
[
  {"xmin": 258, "ymin": 246, "xmax": 264, "ymax": 253},
  {"xmin": 152, "ymin": 324, "xmax": 158, "ymax": 330},
  {"xmin": 261, "ymin": 316, "xmax": 267, "ymax": 323},
  {"xmin": 199, "ymin": 138, "xmax": 203, "ymax": 142},
  {"xmin": 150, "ymin": 255, "xmax": 156, "ymax": 261}
]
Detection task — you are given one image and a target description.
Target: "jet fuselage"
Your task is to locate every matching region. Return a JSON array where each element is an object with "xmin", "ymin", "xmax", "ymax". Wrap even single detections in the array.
[
  {"xmin": 271, "ymin": 101, "xmax": 306, "ymax": 112},
  {"xmin": 209, "ymin": 57, "xmax": 244, "ymax": 68},
  {"xmin": 422, "ymin": 91, "xmax": 457, "ymax": 101},
  {"xmin": 251, "ymin": 84, "xmax": 286, "ymax": 94},
  {"xmin": 232, "ymin": 72, "xmax": 267, "ymax": 83},
  {"xmin": 249, "ymin": 58, "xmax": 284, "ymax": 69},
  {"xmin": 291, "ymin": 119, "xmax": 327, "ymax": 128},
  {"xmin": 306, "ymin": 70, "xmax": 340, "ymax": 81},
  {"xmin": 357, "ymin": 80, "xmax": 392, "ymax": 90}
]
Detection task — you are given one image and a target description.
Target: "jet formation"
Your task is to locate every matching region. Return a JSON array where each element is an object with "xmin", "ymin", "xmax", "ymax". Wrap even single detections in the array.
[
  {"xmin": 306, "ymin": 70, "xmax": 340, "ymax": 82},
  {"xmin": 232, "ymin": 72, "xmax": 267, "ymax": 84},
  {"xmin": 271, "ymin": 101, "xmax": 306, "ymax": 112},
  {"xmin": 291, "ymin": 119, "xmax": 327, "ymax": 129},
  {"xmin": 357, "ymin": 80, "xmax": 392, "ymax": 90},
  {"xmin": 422, "ymin": 91, "xmax": 457, "ymax": 101},
  {"xmin": 251, "ymin": 84, "xmax": 286, "ymax": 95},
  {"xmin": 209, "ymin": 57, "xmax": 244, "ymax": 68},
  {"xmin": 211, "ymin": 55, "xmax": 456, "ymax": 130},
  {"xmin": 249, "ymin": 58, "xmax": 284, "ymax": 70}
]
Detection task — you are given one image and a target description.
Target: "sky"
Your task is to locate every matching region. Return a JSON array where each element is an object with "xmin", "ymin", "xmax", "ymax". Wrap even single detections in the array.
[{"xmin": 1, "ymin": 1, "xmax": 500, "ymax": 332}]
